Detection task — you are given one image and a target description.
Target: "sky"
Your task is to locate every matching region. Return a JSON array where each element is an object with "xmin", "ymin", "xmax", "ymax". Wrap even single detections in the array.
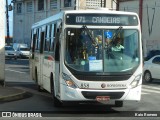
[{"xmin": 8, "ymin": 0, "xmax": 13, "ymax": 36}]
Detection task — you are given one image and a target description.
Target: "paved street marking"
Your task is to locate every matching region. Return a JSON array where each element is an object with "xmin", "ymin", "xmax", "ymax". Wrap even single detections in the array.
[
  {"xmin": 142, "ymin": 84, "xmax": 160, "ymax": 95},
  {"xmin": 5, "ymin": 69, "xmax": 26, "ymax": 74},
  {"xmin": 143, "ymin": 84, "xmax": 160, "ymax": 91},
  {"xmin": 141, "ymin": 92, "xmax": 149, "ymax": 95},
  {"xmin": 142, "ymin": 89, "xmax": 160, "ymax": 94}
]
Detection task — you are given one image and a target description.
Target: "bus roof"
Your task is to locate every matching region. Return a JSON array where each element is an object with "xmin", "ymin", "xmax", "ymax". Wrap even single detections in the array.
[
  {"xmin": 32, "ymin": 9, "xmax": 139, "ymax": 28},
  {"xmin": 64, "ymin": 9, "xmax": 138, "ymax": 15}
]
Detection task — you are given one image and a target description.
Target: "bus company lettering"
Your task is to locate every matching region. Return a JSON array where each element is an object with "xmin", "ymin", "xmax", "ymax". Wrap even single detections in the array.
[
  {"xmin": 107, "ymin": 83, "xmax": 126, "ymax": 88},
  {"xmin": 92, "ymin": 17, "xmax": 120, "ymax": 24}
]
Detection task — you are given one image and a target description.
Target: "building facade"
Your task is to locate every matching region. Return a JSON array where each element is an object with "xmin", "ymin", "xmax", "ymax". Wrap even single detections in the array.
[
  {"xmin": 12, "ymin": 0, "xmax": 117, "ymax": 45},
  {"xmin": 119, "ymin": 0, "xmax": 160, "ymax": 57},
  {"xmin": 0, "ymin": 0, "xmax": 5, "ymax": 83}
]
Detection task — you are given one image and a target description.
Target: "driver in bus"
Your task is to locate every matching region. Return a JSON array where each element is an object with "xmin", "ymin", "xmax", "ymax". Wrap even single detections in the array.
[{"xmin": 111, "ymin": 37, "xmax": 124, "ymax": 52}]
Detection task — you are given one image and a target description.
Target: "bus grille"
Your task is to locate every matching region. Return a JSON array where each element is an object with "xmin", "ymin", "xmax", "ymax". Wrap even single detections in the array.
[
  {"xmin": 81, "ymin": 91, "xmax": 125, "ymax": 99},
  {"xmin": 74, "ymin": 75, "xmax": 131, "ymax": 81}
]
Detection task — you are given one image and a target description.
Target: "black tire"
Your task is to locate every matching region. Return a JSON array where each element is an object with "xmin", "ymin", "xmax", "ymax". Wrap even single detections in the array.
[
  {"xmin": 144, "ymin": 71, "xmax": 152, "ymax": 83},
  {"xmin": 0, "ymin": 80, "xmax": 5, "ymax": 86},
  {"xmin": 115, "ymin": 101, "xmax": 123, "ymax": 107},
  {"xmin": 50, "ymin": 75, "xmax": 62, "ymax": 107}
]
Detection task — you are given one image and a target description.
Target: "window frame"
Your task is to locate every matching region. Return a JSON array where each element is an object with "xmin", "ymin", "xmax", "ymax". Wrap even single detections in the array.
[
  {"xmin": 17, "ymin": 2, "xmax": 22, "ymax": 13},
  {"xmin": 26, "ymin": 1, "xmax": 32, "ymax": 12},
  {"xmin": 38, "ymin": 0, "xmax": 44, "ymax": 11},
  {"xmin": 152, "ymin": 57, "xmax": 160, "ymax": 64},
  {"xmin": 50, "ymin": 0, "xmax": 57, "ymax": 10},
  {"xmin": 64, "ymin": 0, "xmax": 72, "ymax": 7}
]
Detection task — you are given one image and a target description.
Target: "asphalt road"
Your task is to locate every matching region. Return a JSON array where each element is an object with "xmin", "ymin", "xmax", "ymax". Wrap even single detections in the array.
[{"xmin": 2, "ymin": 59, "xmax": 160, "ymax": 120}]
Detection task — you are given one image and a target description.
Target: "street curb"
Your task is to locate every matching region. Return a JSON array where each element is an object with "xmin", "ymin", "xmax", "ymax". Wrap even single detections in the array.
[{"xmin": 0, "ymin": 88, "xmax": 28, "ymax": 102}]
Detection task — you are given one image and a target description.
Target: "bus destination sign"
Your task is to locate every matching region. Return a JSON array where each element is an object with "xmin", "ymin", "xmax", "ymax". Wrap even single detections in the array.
[{"xmin": 66, "ymin": 14, "xmax": 138, "ymax": 26}]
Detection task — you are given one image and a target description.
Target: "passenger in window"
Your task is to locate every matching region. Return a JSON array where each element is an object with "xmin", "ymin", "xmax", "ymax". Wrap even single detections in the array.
[
  {"xmin": 95, "ymin": 35, "xmax": 102, "ymax": 59},
  {"xmin": 111, "ymin": 37, "xmax": 124, "ymax": 52},
  {"xmin": 95, "ymin": 35, "xmax": 102, "ymax": 45},
  {"xmin": 105, "ymin": 38, "xmax": 111, "ymax": 47},
  {"xmin": 104, "ymin": 37, "xmax": 114, "ymax": 59}
]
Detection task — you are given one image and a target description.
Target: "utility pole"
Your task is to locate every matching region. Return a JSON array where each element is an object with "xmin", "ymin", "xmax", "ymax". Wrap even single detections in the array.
[
  {"xmin": 115, "ymin": 0, "xmax": 119, "ymax": 10},
  {"xmin": 101, "ymin": 0, "xmax": 103, "ymax": 7},
  {"xmin": 6, "ymin": 0, "xmax": 10, "ymax": 45},
  {"xmin": 112, "ymin": 0, "xmax": 119, "ymax": 10},
  {"xmin": 139, "ymin": 0, "xmax": 143, "ymax": 30},
  {"xmin": 104, "ymin": 0, "xmax": 106, "ymax": 7}
]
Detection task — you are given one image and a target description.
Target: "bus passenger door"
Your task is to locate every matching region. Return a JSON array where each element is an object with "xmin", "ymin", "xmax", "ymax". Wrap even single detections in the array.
[
  {"xmin": 54, "ymin": 33, "xmax": 61, "ymax": 97},
  {"xmin": 55, "ymin": 61, "xmax": 60, "ymax": 96}
]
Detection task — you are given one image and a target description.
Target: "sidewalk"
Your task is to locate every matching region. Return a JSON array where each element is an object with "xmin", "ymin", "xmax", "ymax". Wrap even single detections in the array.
[{"xmin": 0, "ymin": 84, "xmax": 27, "ymax": 102}]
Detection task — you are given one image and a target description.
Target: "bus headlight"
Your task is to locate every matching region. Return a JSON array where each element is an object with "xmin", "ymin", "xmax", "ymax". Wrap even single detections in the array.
[
  {"xmin": 130, "ymin": 74, "xmax": 142, "ymax": 88},
  {"xmin": 62, "ymin": 73, "xmax": 77, "ymax": 88}
]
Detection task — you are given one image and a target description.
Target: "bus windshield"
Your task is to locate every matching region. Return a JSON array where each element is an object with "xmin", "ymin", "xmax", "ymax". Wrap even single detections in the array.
[{"xmin": 65, "ymin": 28, "xmax": 140, "ymax": 74}]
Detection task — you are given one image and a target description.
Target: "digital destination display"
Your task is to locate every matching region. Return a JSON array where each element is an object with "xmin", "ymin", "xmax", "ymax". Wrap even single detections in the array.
[{"xmin": 66, "ymin": 14, "xmax": 138, "ymax": 26}]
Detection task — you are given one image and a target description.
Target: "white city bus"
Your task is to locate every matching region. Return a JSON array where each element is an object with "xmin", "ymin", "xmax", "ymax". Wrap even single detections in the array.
[
  {"xmin": 30, "ymin": 9, "xmax": 142, "ymax": 107},
  {"xmin": 0, "ymin": 0, "xmax": 5, "ymax": 85}
]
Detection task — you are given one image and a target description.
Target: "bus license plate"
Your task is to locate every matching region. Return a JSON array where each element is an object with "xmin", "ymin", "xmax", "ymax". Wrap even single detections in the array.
[{"xmin": 96, "ymin": 96, "xmax": 110, "ymax": 101}]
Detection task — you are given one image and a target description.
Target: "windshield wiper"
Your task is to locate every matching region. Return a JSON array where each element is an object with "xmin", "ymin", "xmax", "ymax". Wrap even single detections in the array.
[
  {"xmin": 105, "ymin": 26, "xmax": 123, "ymax": 59},
  {"xmin": 82, "ymin": 25, "xmax": 98, "ymax": 47},
  {"xmin": 109, "ymin": 26, "xmax": 123, "ymax": 46}
]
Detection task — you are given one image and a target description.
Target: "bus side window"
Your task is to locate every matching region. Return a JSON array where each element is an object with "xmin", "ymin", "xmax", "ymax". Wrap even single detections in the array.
[
  {"xmin": 30, "ymin": 29, "xmax": 36, "ymax": 59},
  {"xmin": 54, "ymin": 21, "xmax": 62, "ymax": 61},
  {"xmin": 49, "ymin": 24, "xmax": 52, "ymax": 51},
  {"xmin": 35, "ymin": 28, "xmax": 39, "ymax": 50},
  {"xmin": 54, "ymin": 24, "xmax": 56, "ymax": 38},
  {"xmin": 50, "ymin": 23, "xmax": 56, "ymax": 52},
  {"xmin": 38, "ymin": 28, "xmax": 42, "ymax": 51},
  {"xmin": 44, "ymin": 25, "xmax": 50, "ymax": 51},
  {"xmin": 54, "ymin": 28, "xmax": 61, "ymax": 61},
  {"xmin": 40, "ymin": 31, "xmax": 45, "ymax": 53},
  {"xmin": 44, "ymin": 26, "xmax": 47, "ymax": 51},
  {"xmin": 30, "ymin": 30, "xmax": 33, "ymax": 50},
  {"xmin": 32, "ymin": 34, "xmax": 36, "ymax": 52}
]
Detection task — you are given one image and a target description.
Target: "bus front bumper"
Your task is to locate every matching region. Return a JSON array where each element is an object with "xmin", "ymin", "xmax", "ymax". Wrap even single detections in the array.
[{"xmin": 60, "ymin": 84, "xmax": 141, "ymax": 102}]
